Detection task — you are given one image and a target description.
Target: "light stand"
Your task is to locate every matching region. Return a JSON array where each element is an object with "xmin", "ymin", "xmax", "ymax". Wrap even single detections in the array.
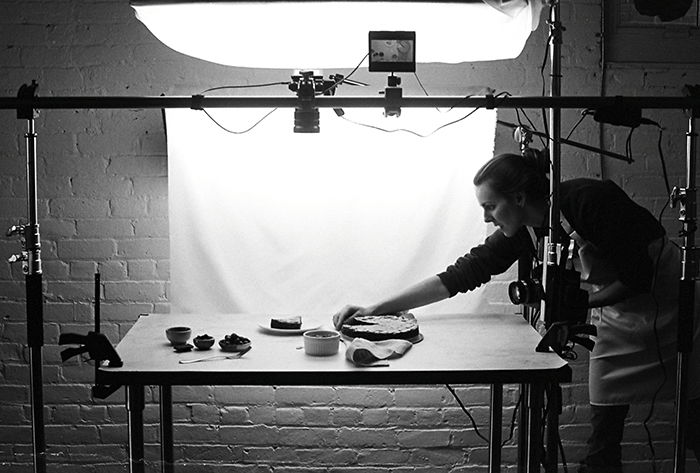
[
  {"xmin": 670, "ymin": 85, "xmax": 699, "ymax": 473},
  {"xmin": 6, "ymin": 81, "xmax": 46, "ymax": 473},
  {"xmin": 544, "ymin": 3, "xmax": 563, "ymax": 472}
]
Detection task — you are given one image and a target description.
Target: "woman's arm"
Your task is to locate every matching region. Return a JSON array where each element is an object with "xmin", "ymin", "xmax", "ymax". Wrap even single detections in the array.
[
  {"xmin": 587, "ymin": 280, "xmax": 637, "ymax": 308},
  {"xmin": 332, "ymin": 275, "xmax": 450, "ymax": 329}
]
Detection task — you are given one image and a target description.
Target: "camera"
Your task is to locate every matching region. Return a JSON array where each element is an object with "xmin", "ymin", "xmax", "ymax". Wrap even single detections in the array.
[
  {"xmin": 510, "ymin": 265, "xmax": 588, "ymax": 325},
  {"xmin": 509, "ymin": 265, "xmax": 544, "ymax": 306}
]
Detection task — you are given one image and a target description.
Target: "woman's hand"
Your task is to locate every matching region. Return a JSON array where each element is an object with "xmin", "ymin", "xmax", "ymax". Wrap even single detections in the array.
[
  {"xmin": 332, "ymin": 305, "xmax": 375, "ymax": 330},
  {"xmin": 331, "ymin": 276, "xmax": 450, "ymax": 330}
]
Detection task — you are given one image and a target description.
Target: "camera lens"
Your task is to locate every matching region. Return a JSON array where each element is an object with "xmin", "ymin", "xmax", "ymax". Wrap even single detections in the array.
[
  {"xmin": 508, "ymin": 279, "xmax": 542, "ymax": 305},
  {"xmin": 294, "ymin": 106, "xmax": 320, "ymax": 133},
  {"xmin": 509, "ymin": 281, "xmax": 526, "ymax": 304}
]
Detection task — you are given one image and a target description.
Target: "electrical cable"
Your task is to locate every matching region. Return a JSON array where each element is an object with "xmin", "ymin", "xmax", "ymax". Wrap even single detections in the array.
[
  {"xmin": 565, "ymin": 111, "xmax": 589, "ymax": 141},
  {"xmin": 200, "ymin": 108, "xmax": 278, "ymax": 135},
  {"xmin": 546, "ymin": 383, "xmax": 570, "ymax": 473},
  {"xmin": 636, "ymin": 126, "xmax": 672, "ymax": 472},
  {"xmin": 197, "ymin": 52, "xmax": 369, "ymax": 134},
  {"xmin": 317, "ymin": 52, "xmax": 369, "ymax": 96},
  {"xmin": 412, "ymin": 72, "xmax": 494, "ymax": 113},
  {"xmin": 625, "ymin": 127, "xmax": 636, "ymax": 162},
  {"xmin": 641, "ymin": 188, "xmax": 672, "ymax": 473},
  {"xmin": 444, "ymin": 383, "xmax": 523, "ymax": 448},
  {"xmin": 198, "ymin": 81, "xmax": 291, "ymax": 95},
  {"xmin": 652, "ymin": 124, "xmax": 671, "ymax": 197},
  {"xmin": 501, "ymin": 392, "xmax": 523, "ymax": 447},
  {"xmin": 558, "ymin": 425, "xmax": 569, "ymax": 473},
  {"xmin": 445, "ymin": 384, "xmax": 490, "ymax": 444},
  {"xmin": 642, "ymin": 236, "xmax": 667, "ymax": 473},
  {"xmin": 539, "ymin": 391, "xmax": 549, "ymax": 470},
  {"xmin": 412, "ymin": 71, "xmax": 445, "ymax": 113},
  {"xmin": 337, "ymin": 91, "xmax": 510, "ymax": 138}
]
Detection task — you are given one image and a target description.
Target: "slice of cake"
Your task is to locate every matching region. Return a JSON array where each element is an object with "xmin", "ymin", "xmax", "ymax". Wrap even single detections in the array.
[
  {"xmin": 341, "ymin": 314, "xmax": 419, "ymax": 342},
  {"xmin": 271, "ymin": 316, "xmax": 302, "ymax": 330}
]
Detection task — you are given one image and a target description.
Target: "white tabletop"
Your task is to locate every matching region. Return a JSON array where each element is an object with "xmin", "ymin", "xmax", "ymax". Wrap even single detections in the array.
[{"xmin": 98, "ymin": 312, "xmax": 570, "ymax": 386}]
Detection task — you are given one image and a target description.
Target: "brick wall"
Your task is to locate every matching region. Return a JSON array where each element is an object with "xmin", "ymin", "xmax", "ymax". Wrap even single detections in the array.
[{"xmin": 1, "ymin": 0, "xmax": 698, "ymax": 471}]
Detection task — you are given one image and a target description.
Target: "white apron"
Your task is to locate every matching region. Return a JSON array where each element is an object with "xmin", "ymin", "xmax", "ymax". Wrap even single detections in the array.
[{"xmin": 561, "ymin": 216, "xmax": 700, "ymax": 406}]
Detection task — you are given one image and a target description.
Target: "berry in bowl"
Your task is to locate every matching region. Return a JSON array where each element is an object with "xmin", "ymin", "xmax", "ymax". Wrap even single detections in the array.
[
  {"xmin": 193, "ymin": 334, "xmax": 215, "ymax": 350},
  {"xmin": 219, "ymin": 333, "xmax": 251, "ymax": 352}
]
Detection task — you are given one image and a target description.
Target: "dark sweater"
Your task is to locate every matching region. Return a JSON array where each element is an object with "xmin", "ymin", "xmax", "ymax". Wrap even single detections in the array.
[{"xmin": 437, "ymin": 178, "xmax": 665, "ymax": 296}]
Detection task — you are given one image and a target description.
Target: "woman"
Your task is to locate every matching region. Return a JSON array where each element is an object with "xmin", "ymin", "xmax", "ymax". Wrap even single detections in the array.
[{"xmin": 332, "ymin": 152, "xmax": 700, "ymax": 472}]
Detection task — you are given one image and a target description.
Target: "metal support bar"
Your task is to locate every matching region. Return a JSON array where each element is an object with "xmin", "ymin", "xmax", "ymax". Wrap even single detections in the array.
[
  {"xmin": 545, "ymin": 0, "xmax": 562, "ymax": 329},
  {"xmin": 28, "ymin": 339, "xmax": 45, "ymax": 473},
  {"xmin": 3, "ymin": 95, "xmax": 700, "ymax": 111},
  {"xmin": 489, "ymin": 384, "xmax": 503, "ymax": 473},
  {"xmin": 160, "ymin": 386, "xmax": 174, "ymax": 473},
  {"xmin": 544, "ymin": 383, "xmax": 561, "ymax": 473},
  {"xmin": 517, "ymin": 384, "xmax": 530, "ymax": 473},
  {"xmin": 127, "ymin": 385, "xmax": 145, "ymax": 473},
  {"xmin": 527, "ymin": 382, "xmax": 545, "ymax": 473}
]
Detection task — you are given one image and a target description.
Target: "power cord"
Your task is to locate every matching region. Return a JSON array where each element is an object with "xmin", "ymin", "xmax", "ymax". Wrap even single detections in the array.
[
  {"xmin": 565, "ymin": 110, "xmax": 589, "ymax": 141},
  {"xmin": 337, "ymin": 91, "xmax": 511, "ymax": 138},
  {"xmin": 412, "ymin": 71, "xmax": 496, "ymax": 113},
  {"xmin": 201, "ymin": 108, "xmax": 278, "ymax": 135},
  {"xmin": 198, "ymin": 81, "xmax": 290, "ymax": 95},
  {"xmin": 445, "ymin": 384, "xmax": 490, "ymax": 444},
  {"xmin": 642, "ymin": 189, "xmax": 672, "ymax": 473},
  {"xmin": 317, "ymin": 52, "xmax": 369, "ymax": 96},
  {"xmin": 445, "ymin": 384, "xmax": 523, "ymax": 447}
]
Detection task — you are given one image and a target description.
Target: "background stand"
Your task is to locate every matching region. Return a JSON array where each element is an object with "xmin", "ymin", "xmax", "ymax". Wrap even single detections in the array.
[
  {"xmin": 11, "ymin": 81, "xmax": 46, "ymax": 473},
  {"xmin": 672, "ymin": 86, "xmax": 698, "ymax": 473}
]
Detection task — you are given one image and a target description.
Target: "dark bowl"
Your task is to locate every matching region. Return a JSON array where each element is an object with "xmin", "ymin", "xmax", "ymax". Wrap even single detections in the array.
[
  {"xmin": 165, "ymin": 326, "xmax": 191, "ymax": 345},
  {"xmin": 193, "ymin": 335, "xmax": 215, "ymax": 350}
]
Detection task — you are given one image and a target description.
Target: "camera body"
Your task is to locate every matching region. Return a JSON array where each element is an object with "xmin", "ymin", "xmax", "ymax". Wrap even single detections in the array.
[{"xmin": 509, "ymin": 264, "xmax": 588, "ymax": 325}]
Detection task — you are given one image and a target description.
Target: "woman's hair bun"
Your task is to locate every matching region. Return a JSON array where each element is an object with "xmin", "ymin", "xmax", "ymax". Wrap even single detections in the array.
[
  {"xmin": 473, "ymin": 152, "xmax": 550, "ymax": 200},
  {"xmin": 522, "ymin": 148, "xmax": 549, "ymax": 177}
]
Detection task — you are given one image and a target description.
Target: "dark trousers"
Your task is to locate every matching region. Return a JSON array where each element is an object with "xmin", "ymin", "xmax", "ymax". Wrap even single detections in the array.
[
  {"xmin": 688, "ymin": 397, "xmax": 700, "ymax": 463},
  {"xmin": 579, "ymin": 399, "xmax": 700, "ymax": 473},
  {"xmin": 578, "ymin": 404, "xmax": 629, "ymax": 473}
]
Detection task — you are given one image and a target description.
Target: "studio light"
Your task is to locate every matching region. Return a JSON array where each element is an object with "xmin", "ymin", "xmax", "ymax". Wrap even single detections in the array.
[{"xmin": 131, "ymin": 1, "xmax": 542, "ymax": 69}]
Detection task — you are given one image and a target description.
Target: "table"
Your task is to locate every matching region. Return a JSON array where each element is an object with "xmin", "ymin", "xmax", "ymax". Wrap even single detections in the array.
[{"xmin": 97, "ymin": 312, "xmax": 571, "ymax": 473}]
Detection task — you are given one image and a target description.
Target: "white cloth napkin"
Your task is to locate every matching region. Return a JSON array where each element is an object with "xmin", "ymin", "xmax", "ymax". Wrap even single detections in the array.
[{"xmin": 345, "ymin": 338, "xmax": 413, "ymax": 367}]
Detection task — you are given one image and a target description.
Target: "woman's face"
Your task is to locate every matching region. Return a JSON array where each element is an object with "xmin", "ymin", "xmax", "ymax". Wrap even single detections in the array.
[{"xmin": 475, "ymin": 181, "xmax": 526, "ymax": 237}]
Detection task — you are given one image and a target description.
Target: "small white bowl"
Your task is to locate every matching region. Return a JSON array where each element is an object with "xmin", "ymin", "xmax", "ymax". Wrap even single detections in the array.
[{"xmin": 303, "ymin": 329, "xmax": 340, "ymax": 356}]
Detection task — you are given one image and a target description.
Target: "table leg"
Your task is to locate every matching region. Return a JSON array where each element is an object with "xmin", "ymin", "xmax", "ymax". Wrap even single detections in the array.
[
  {"xmin": 489, "ymin": 383, "xmax": 503, "ymax": 473},
  {"xmin": 517, "ymin": 383, "xmax": 530, "ymax": 473},
  {"xmin": 127, "ymin": 385, "xmax": 145, "ymax": 473},
  {"xmin": 160, "ymin": 385, "xmax": 174, "ymax": 473},
  {"xmin": 527, "ymin": 382, "xmax": 544, "ymax": 473},
  {"xmin": 544, "ymin": 383, "xmax": 561, "ymax": 473}
]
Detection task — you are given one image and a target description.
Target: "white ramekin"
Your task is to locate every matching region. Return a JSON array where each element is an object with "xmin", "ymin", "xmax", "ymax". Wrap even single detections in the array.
[{"xmin": 303, "ymin": 329, "xmax": 341, "ymax": 356}]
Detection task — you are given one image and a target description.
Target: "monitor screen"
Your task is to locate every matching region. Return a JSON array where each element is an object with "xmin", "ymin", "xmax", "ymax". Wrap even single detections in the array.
[{"xmin": 368, "ymin": 31, "xmax": 416, "ymax": 73}]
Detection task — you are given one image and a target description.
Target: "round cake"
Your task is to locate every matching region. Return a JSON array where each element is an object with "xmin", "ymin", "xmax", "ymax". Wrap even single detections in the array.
[{"xmin": 341, "ymin": 314, "xmax": 419, "ymax": 342}]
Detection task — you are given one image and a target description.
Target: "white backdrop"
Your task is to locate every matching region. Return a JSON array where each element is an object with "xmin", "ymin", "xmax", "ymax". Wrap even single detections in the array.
[{"xmin": 167, "ymin": 107, "xmax": 496, "ymax": 317}]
